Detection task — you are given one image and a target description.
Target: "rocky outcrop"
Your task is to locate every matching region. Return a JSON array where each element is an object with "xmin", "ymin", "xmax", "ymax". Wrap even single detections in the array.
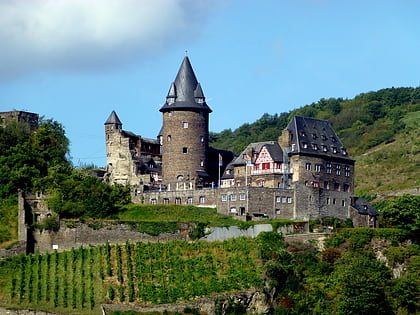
[{"xmin": 102, "ymin": 290, "xmax": 270, "ymax": 315}]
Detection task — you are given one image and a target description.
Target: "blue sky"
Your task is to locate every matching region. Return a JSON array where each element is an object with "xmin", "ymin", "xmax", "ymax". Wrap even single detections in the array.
[{"xmin": 0, "ymin": 0, "xmax": 419, "ymax": 167}]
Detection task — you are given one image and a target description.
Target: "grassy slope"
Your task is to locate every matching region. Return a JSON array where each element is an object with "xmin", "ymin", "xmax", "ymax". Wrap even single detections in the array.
[
  {"xmin": 0, "ymin": 198, "xmax": 18, "ymax": 248},
  {"xmin": 354, "ymin": 111, "xmax": 420, "ymax": 195}
]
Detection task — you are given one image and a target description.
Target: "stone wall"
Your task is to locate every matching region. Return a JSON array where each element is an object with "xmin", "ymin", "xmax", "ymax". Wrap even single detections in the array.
[
  {"xmin": 0, "ymin": 308, "xmax": 64, "ymax": 315},
  {"xmin": 133, "ymin": 186, "xmax": 297, "ymax": 220},
  {"xmin": 0, "ymin": 111, "xmax": 39, "ymax": 133},
  {"xmin": 32, "ymin": 221, "xmax": 191, "ymax": 253}
]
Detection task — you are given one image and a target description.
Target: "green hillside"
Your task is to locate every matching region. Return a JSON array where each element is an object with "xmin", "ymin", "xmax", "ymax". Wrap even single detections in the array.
[
  {"xmin": 209, "ymin": 87, "xmax": 420, "ymax": 195},
  {"xmin": 0, "ymin": 229, "xmax": 418, "ymax": 315}
]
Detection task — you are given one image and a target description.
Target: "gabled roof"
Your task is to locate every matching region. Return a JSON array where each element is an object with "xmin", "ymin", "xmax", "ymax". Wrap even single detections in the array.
[
  {"xmin": 232, "ymin": 141, "xmax": 283, "ymax": 166},
  {"xmin": 105, "ymin": 110, "xmax": 122, "ymax": 125},
  {"xmin": 351, "ymin": 197, "xmax": 379, "ymax": 216},
  {"xmin": 264, "ymin": 143, "xmax": 284, "ymax": 163},
  {"xmin": 286, "ymin": 116, "xmax": 353, "ymax": 161},
  {"xmin": 160, "ymin": 56, "xmax": 212, "ymax": 113}
]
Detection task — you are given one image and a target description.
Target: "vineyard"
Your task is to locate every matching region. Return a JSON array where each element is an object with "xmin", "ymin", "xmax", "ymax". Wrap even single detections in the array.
[{"xmin": 0, "ymin": 238, "xmax": 263, "ymax": 314}]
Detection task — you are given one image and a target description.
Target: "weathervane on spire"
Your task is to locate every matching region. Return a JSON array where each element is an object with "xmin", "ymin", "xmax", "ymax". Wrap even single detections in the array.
[{"xmin": 185, "ymin": 50, "xmax": 188, "ymax": 56}]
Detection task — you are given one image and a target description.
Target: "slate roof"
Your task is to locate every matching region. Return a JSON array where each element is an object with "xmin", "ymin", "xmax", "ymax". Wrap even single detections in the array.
[
  {"xmin": 351, "ymin": 197, "xmax": 379, "ymax": 216},
  {"xmin": 286, "ymin": 116, "xmax": 353, "ymax": 161},
  {"xmin": 160, "ymin": 56, "xmax": 212, "ymax": 113},
  {"xmin": 232, "ymin": 141, "xmax": 283, "ymax": 166},
  {"xmin": 105, "ymin": 110, "xmax": 122, "ymax": 125}
]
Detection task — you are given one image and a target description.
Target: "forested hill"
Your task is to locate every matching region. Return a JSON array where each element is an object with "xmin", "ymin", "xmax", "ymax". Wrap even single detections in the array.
[{"xmin": 209, "ymin": 87, "xmax": 420, "ymax": 194}]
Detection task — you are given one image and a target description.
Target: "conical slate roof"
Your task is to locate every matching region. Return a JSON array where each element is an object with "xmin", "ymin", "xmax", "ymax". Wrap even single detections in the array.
[
  {"xmin": 105, "ymin": 110, "xmax": 122, "ymax": 125},
  {"xmin": 160, "ymin": 56, "xmax": 212, "ymax": 113}
]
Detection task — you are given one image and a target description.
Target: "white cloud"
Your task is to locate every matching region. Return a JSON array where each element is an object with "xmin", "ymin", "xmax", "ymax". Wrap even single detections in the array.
[{"xmin": 0, "ymin": 0, "xmax": 217, "ymax": 80}]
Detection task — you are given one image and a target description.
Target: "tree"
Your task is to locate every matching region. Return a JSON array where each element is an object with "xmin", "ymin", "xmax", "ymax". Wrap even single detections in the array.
[
  {"xmin": 380, "ymin": 195, "xmax": 420, "ymax": 243},
  {"xmin": 331, "ymin": 252, "xmax": 392, "ymax": 315}
]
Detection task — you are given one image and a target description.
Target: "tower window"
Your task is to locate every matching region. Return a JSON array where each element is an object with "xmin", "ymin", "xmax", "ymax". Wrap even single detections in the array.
[
  {"xmin": 183, "ymin": 147, "xmax": 188, "ymax": 154},
  {"xmin": 305, "ymin": 163, "xmax": 311, "ymax": 171},
  {"xmin": 200, "ymin": 160, "xmax": 204, "ymax": 167},
  {"xmin": 167, "ymin": 135, "xmax": 171, "ymax": 142},
  {"xmin": 183, "ymin": 122, "xmax": 189, "ymax": 128},
  {"xmin": 200, "ymin": 136, "xmax": 204, "ymax": 143}
]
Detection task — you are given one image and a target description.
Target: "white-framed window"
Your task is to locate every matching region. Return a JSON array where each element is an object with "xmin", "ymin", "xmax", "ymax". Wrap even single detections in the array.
[
  {"xmin": 199, "ymin": 196, "xmax": 206, "ymax": 204},
  {"xmin": 151, "ymin": 198, "xmax": 157, "ymax": 205},
  {"xmin": 276, "ymin": 196, "xmax": 281, "ymax": 203},
  {"xmin": 200, "ymin": 160, "xmax": 204, "ymax": 167},
  {"xmin": 336, "ymin": 164, "xmax": 341, "ymax": 175},
  {"xmin": 282, "ymin": 196, "xmax": 287, "ymax": 203},
  {"xmin": 183, "ymin": 122, "xmax": 189, "ymax": 128},
  {"xmin": 327, "ymin": 197, "xmax": 330, "ymax": 205},
  {"xmin": 315, "ymin": 164, "xmax": 321, "ymax": 172},
  {"xmin": 221, "ymin": 194, "xmax": 228, "ymax": 202},
  {"xmin": 326, "ymin": 162, "xmax": 332, "ymax": 174},
  {"xmin": 167, "ymin": 135, "xmax": 171, "ymax": 142},
  {"xmin": 163, "ymin": 198, "xmax": 169, "ymax": 204},
  {"xmin": 305, "ymin": 163, "xmax": 311, "ymax": 171},
  {"xmin": 240, "ymin": 193, "xmax": 246, "ymax": 200},
  {"xmin": 287, "ymin": 197, "xmax": 292, "ymax": 204},
  {"xmin": 230, "ymin": 194, "xmax": 237, "ymax": 201},
  {"xmin": 175, "ymin": 197, "xmax": 181, "ymax": 204},
  {"xmin": 342, "ymin": 199, "xmax": 346, "ymax": 207},
  {"xmin": 187, "ymin": 197, "xmax": 193, "ymax": 204},
  {"xmin": 345, "ymin": 165, "xmax": 350, "ymax": 177}
]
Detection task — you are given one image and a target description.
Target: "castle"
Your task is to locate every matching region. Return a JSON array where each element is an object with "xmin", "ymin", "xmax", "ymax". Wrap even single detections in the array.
[{"xmin": 104, "ymin": 56, "xmax": 377, "ymax": 227}]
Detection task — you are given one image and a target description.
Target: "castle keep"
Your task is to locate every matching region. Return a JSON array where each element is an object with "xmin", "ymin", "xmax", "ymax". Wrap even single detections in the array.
[{"xmin": 104, "ymin": 56, "xmax": 377, "ymax": 226}]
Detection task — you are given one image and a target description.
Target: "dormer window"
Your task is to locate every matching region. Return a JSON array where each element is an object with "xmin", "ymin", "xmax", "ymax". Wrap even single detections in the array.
[
  {"xmin": 312, "ymin": 133, "xmax": 317, "ymax": 139},
  {"xmin": 167, "ymin": 97, "xmax": 175, "ymax": 104},
  {"xmin": 302, "ymin": 142, "xmax": 308, "ymax": 149},
  {"xmin": 321, "ymin": 135, "xmax": 327, "ymax": 141},
  {"xmin": 312, "ymin": 143, "xmax": 319, "ymax": 150},
  {"xmin": 341, "ymin": 148, "xmax": 347, "ymax": 155},
  {"xmin": 322, "ymin": 145, "xmax": 328, "ymax": 152},
  {"xmin": 196, "ymin": 97, "xmax": 205, "ymax": 104},
  {"xmin": 331, "ymin": 136, "xmax": 337, "ymax": 142},
  {"xmin": 301, "ymin": 131, "xmax": 307, "ymax": 137},
  {"xmin": 332, "ymin": 146, "xmax": 338, "ymax": 154}
]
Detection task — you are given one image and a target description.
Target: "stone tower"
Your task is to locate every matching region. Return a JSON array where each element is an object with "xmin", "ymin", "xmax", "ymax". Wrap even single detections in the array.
[
  {"xmin": 159, "ymin": 56, "xmax": 212, "ymax": 184},
  {"xmin": 104, "ymin": 110, "xmax": 131, "ymax": 185}
]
